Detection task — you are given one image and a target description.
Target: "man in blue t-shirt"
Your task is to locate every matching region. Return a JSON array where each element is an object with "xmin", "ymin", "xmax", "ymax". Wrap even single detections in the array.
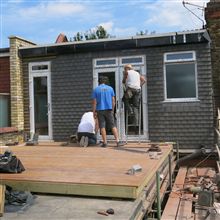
[{"xmin": 92, "ymin": 76, "xmax": 122, "ymax": 147}]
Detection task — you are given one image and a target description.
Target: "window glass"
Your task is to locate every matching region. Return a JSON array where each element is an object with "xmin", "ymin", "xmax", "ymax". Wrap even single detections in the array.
[
  {"xmin": 166, "ymin": 63, "xmax": 196, "ymax": 99},
  {"xmin": 166, "ymin": 52, "xmax": 193, "ymax": 61},
  {"xmin": 0, "ymin": 95, "xmax": 10, "ymax": 127},
  {"xmin": 32, "ymin": 65, "xmax": 48, "ymax": 71},
  {"xmin": 96, "ymin": 59, "xmax": 116, "ymax": 66},
  {"xmin": 122, "ymin": 57, "xmax": 143, "ymax": 64}
]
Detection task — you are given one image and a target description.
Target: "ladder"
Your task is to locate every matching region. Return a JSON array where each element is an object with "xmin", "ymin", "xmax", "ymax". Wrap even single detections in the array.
[{"xmin": 125, "ymin": 98, "xmax": 142, "ymax": 144}]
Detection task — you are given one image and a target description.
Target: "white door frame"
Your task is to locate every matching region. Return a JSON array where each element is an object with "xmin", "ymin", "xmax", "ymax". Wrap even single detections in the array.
[
  {"xmin": 93, "ymin": 55, "xmax": 149, "ymax": 141},
  {"xmin": 93, "ymin": 67, "xmax": 121, "ymax": 140},
  {"xmin": 29, "ymin": 62, "xmax": 52, "ymax": 140}
]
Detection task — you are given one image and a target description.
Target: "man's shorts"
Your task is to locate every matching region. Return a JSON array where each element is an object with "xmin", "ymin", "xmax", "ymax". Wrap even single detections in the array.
[{"xmin": 97, "ymin": 110, "xmax": 116, "ymax": 129}]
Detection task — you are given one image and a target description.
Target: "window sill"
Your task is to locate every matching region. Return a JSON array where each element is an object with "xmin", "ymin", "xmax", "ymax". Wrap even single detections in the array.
[{"xmin": 163, "ymin": 99, "xmax": 200, "ymax": 103}]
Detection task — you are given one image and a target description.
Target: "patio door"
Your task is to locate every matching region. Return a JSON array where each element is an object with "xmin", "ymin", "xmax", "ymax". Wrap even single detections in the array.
[
  {"xmin": 29, "ymin": 62, "xmax": 52, "ymax": 140},
  {"xmin": 93, "ymin": 56, "xmax": 148, "ymax": 142},
  {"xmin": 93, "ymin": 67, "xmax": 125, "ymax": 141}
]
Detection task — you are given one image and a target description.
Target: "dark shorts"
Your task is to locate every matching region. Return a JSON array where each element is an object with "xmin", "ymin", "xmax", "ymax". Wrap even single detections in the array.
[{"xmin": 97, "ymin": 110, "xmax": 116, "ymax": 129}]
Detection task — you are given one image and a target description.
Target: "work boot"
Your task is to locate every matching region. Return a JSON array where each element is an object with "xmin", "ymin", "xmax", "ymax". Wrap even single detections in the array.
[
  {"xmin": 84, "ymin": 136, "xmax": 89, "ymax": 147},
  {"xmin": 101, "ymin": 143, "xmax": 107, "ymax": 148},
  {"xmin": 116, "ymin": 141, "xmax": 124, "ymax": 147},
  {"xmin": 79, "ymin": 136, "xmax": 85, "ymax": 147}
]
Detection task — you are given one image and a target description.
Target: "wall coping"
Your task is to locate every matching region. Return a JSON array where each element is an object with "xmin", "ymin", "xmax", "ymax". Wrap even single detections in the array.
[{"xmin": 0, "ymin": 127, "xmax": 18, "ymax": 134}]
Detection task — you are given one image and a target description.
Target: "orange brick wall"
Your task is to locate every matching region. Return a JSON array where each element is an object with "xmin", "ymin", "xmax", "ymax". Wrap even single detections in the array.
[{"xmin": 0, "ymin": 56, "xmax": 10, "ymax": 93}]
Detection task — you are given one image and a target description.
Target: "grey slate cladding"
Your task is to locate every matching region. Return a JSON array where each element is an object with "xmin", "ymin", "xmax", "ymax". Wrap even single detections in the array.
[{"xmin": 22, "ymin": 42, "xmax": 214, "ymax": 149}]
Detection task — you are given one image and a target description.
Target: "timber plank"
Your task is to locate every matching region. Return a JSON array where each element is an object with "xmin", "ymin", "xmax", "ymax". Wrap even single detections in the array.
[
  {"xmin": 176, "ymin": 193, "xmax": 194, "ymax": 220},
  {"xmin": 161, "ymin": 167, "xmax": 187, "ymax": 220},
  {"xmin": 0, "ymin": 144, "xmax": 173, "ymax": 199},
  {"xmin": 0, "ymin": 184, "xmax": 5, "ymax": 217}
]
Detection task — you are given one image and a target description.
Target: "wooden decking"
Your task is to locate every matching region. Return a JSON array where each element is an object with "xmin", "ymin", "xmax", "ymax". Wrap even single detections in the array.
[
  {"xmin": 162, "ymin": 166, "xmax": 218, "ymax": 220},
  {"xmin": 0, "ymin": 143, "xmax": 173, "ymax": 199}
]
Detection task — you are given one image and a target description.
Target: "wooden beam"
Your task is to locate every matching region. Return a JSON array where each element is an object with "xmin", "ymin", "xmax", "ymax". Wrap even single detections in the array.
[
  {"xmin": 3, "ymin": 180, "xmax": 136, "ymax": 199},
  {"xmin": 176, "ymin": 193, "xmax": 194, "ymax": 220},
  {"xmin": 161, "ymin": 167, "xmax": 188, "ymax": 220},
  {"xmin": 0, "ymin": 184, "xmax": 5, "ymax": 217},
  {"xmin": 136, "ymin": 147, "xmax": 173, "ymax": 197}
]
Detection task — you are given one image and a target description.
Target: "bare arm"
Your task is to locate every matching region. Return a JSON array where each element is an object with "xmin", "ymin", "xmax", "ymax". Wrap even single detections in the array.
[
  {"xmin": 122, "ymin": 71, "xmax": 128, "ymax": 84},
  {"xmin": 112, "ymin": 96, "xmax": 115, "ymax": 111},
  {"xmin": 92, "ymin": 99, "xmax": 97, "ymax": 118},
  {"xmin": 95, "ymin": 118, "xmax": 99, "ymax": 133},
  {"xmin": 140, "ymin": 75, "xmax": 146, "ymax": 87}
]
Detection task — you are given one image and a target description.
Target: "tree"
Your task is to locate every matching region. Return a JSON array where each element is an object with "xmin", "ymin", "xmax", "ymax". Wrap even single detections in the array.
[
  {"xmin": 136, "ymin": 30, "xmax": 156, "ymax": 36},
  {"xmin": 73, "ymin": 32, "xmax": 83, "ymax": 41},
  {"xmin": 71, "ymin": 26, "xmax": 111, "ymax": 41}
]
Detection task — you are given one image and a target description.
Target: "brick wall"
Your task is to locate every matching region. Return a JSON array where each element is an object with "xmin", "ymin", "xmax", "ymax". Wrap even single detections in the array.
[
  {"xmin": 0, "ymin": 56, "xmax": 10, "ymax": 93},
  {"xmin": 9, "ymin": 36, "xmax": 35, "ymax": 130},
  {"xmin": 205, "ymin": 0, "xmax": 220, "ymax": 117}
]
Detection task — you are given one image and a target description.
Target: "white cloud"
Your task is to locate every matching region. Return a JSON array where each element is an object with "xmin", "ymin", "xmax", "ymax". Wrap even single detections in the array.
[
  {"xmin": 144, "ymin": 0, "xmax": 209, "ymax": 32},
  {"xmin": 98, "ymin": 21, "xmax": 114, "ymax": 32},
  {"xmin": 17, "ymin": 2, "xmax": 86, "ymax": 19},
  {"xmin": 113, "ymin": 27, "xmax": 138, "ymax": 37}
]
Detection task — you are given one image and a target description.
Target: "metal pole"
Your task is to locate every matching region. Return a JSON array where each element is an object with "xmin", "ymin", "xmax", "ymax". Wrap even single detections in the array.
[
  {"xmin": 156, "ymin": 171, "xmax": 161, "ymax": 220},
  {"xmin": 168, "ymin": 154, "xmax": 172, "ymax": 190},
  {"xmin": 176, "ymin": 141, "xmax": 179, "ymax": 168},
  {"xmin": 139, "ymin": 96, "xmax": 141, "ymax": 144}
]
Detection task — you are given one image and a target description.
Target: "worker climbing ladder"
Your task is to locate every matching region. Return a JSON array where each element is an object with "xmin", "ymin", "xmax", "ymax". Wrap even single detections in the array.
[{"xmin": 125, "ymin": 95, "xmax": 142, "ymax": 144}]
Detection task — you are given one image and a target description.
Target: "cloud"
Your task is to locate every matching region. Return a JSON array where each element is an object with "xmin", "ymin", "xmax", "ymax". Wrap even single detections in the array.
[
  {"xmin": 16, "ymin": 2, "xmax": 86, "ymax": 19},
  {"xmin": 98, "ymin": 21, "xmax": 114, "ymax": 32},
  {"xmin": 144, "ymin": 0, "xmax": 209, "ymax": 32},
  {"xmin": 113, "ymin": 27, "xmax": 138, "ymax": 37}
]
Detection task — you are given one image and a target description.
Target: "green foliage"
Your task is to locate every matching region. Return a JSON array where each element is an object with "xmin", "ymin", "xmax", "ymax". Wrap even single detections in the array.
[
  {"xmin": 71, "ymin": 26, "xmax": 111, "ymax": 41},
  {"xmin": 136, "ymin": 30, "xmax": 156, "ymax": 36}
]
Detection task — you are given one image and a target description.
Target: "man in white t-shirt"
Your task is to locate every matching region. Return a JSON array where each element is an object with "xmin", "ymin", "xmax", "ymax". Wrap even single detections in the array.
[
  {"xmin": 77, "ymin": 112, "xmax": 98, "ymax": 147},
  {"xmin": 122, "ymin": 64, "xmax": 146, "ymax": 127}
]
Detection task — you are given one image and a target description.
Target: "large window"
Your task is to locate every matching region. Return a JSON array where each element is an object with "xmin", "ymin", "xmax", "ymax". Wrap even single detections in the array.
[
  {"xmin": 0, "ymin": 94, "xmax": 10, "ymax": 127},
  {"xmin": 164, "ymin": 51, "xmax": 198, "ymax": 101}
]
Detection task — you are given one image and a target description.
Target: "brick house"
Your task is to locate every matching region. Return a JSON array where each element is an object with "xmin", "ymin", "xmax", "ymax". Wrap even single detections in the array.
[{"xmin": 6, "ymin": 29, "xmax": 212, "ymax": 150}]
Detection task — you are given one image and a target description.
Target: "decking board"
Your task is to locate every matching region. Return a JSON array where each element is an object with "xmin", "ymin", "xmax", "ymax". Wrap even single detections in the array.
[
  {"xmin": 161, "ymin": 167, "xmax": 187, "ymax": 220},
  {"xmin": 0, "ymin": 143, "xmax": 172, "ymax": 199}
]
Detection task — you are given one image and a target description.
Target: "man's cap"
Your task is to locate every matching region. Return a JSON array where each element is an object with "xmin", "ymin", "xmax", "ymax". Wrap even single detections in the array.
[{"xmin": 124, "ymin": 64, "xmax": 133, "ymax": 70}]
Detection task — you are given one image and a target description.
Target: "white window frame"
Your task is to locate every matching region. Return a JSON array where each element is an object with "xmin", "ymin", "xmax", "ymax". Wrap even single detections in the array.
[
  {"xmin": 164, "ymin": 51, "xmax": 196, "ymax": 63},
  {"xmin": 164, "ymin": 51, "xmax": 199, "ymax": 102},
  {"xmin": 93, "ymin": 57, "xmax": 118, "ymax": 68},
  {"xmin": 30, "ymin": 62, "xmax": 50, "ymax": 72},
  {"xmin": 119, "ymin": 55, "xmax": 144, "ymax": 66}
]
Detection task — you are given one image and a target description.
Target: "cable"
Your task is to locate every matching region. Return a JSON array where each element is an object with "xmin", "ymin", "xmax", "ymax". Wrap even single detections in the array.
[{"xmin": 182, "ymin": 1, "xmax": 205, "ymax": 28}]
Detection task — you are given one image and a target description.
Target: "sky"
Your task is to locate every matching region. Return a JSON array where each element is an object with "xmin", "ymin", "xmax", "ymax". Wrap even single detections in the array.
[{"xmin": 0, "ymin": 0, "xmax": 209, "ymax": 48}]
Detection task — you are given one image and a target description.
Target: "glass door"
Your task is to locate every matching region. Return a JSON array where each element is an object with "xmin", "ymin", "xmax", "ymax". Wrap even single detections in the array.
[
  {"xmin": 93, "ymin": 68, "xmax": 125, "ymax": 141},
  {"xmin": 120, "ymin": 65, "xmax": 148, "ymax": 140},
  {"xmin": 93, "ymin": 56, "xmax": 148, "ymax": 142},
  {"xmin": 29, "ymin": 62, "xmax": 52, "ymax": 140},
  {"xmin": 34, "ymin": 76, "xmax": 49, "ymax": 136}
]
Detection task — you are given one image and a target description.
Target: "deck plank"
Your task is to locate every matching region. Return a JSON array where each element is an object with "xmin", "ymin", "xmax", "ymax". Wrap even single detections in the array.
[
  {"xmin": 0, "ymin": 143, "xmax": 172, "ymax": 199},
  {"xmin": 161, "ymin": 167, "xmax": 187, "ymax": 220},
  {"xmin": 0, "ymin": 184, "xmax": 5, "ymax": 217}
]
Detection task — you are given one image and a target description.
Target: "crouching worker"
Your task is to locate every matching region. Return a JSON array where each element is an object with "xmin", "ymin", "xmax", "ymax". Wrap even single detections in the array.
[{"xmin": 77, "ymin": 111, "xmax": 98, "ymax": 147}]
